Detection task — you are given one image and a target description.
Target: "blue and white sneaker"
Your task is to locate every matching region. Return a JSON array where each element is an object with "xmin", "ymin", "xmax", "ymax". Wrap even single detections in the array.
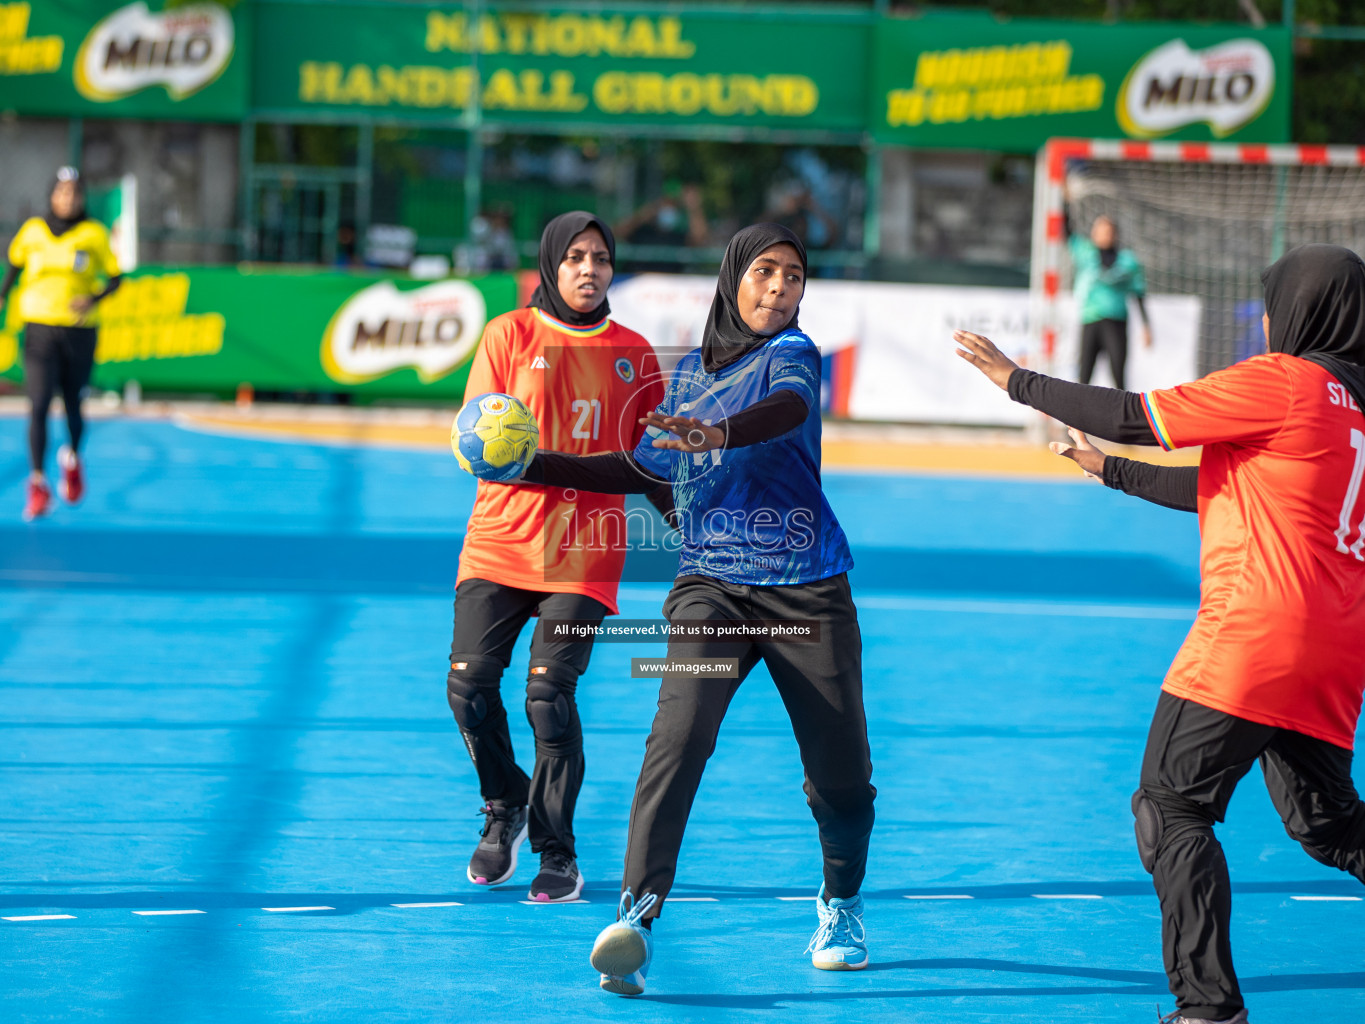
[
  {"xmin": 591, "ymin": 889, "xmax": 657, "ymax": 996},
  {"xmin": 807, "ymin": 885, "xmax": 867, "ymax": 970}
]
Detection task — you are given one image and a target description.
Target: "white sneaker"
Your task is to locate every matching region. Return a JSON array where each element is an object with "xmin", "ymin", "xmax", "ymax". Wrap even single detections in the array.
[
  {"xmin": 591, "ymin": 889, "xmax": 656, "ymax": 996},
  {"xmin": 807, "ymin": 884, "xmax": 868, "ymax": 970}
]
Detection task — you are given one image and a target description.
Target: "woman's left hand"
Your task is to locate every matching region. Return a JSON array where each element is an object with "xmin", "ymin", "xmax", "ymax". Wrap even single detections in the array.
[
  {"xmin": 643, "ymin": 411, "xmax": 725, "ymax": 452},
  {"xmin": 69, "ymin": 295, "xmax": 95, "ymax": 316},
  {"xmin": 1049, "ymin": 427, "xmax": 1106, "ymax": 481},
  {"xmin": 953, "ymin": 329, "xmax": 1020, "ymax": 391}
]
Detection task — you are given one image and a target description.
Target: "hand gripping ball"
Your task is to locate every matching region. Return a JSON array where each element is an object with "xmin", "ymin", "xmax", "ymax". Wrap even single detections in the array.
[{"xmin": 451, "ymin": 392, "xmax": 539, "ymax": 482}]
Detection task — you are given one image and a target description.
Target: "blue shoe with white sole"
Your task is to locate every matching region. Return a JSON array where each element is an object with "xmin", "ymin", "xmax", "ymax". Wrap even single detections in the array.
[
  {"xmin": 807, "ymin": 885, "xmax": 867, "ymax": 970},
  {"xmin": 591, "ymin": 889, "xmax": 657, "ymax": 996}
]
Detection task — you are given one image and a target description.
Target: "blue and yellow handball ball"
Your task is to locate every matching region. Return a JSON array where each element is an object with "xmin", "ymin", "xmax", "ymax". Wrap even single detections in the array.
[{"xmin": 451, "ymin": 392, "xmax": 539, "ymax": 482}]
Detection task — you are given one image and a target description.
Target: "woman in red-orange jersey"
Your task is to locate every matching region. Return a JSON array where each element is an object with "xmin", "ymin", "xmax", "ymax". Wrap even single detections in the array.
[
  {"xmin": 956, "ymin": 244, "xmax": 1365, "ymax": 1024},
  {"xmin": 447, "ymin": 213, "xmax": 666, "ymax": 903}
]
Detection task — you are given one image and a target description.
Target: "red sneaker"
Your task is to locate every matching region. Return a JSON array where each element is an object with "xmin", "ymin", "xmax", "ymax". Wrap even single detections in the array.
[
  {"xmin": 58, "ymin": 446, "xmax": 84, "ymax": 504},
  {"xmin": 23, "ymin": 479, "xmax": 52, "ymax": 521}
]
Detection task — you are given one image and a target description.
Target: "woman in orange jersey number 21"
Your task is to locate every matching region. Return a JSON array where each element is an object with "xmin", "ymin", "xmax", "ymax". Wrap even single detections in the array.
[{"xmin": 446, "ymin": 213, "xmax": 666, "ymax": 903}]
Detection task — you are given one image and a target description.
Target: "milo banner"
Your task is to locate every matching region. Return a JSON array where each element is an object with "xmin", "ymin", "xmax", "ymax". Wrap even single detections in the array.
[
  {"xmin": 251, "ymin": 2, "xmax": 869, "ymax": 132},
  {"xmin": 0, "ymin": 267, "xmax": 518, "ymax": 399},
  {"xmin": 0, "ymin": 0, "xmax": 247, "ymax": 120},
  {"xmin": 873, "ymin": 14, "xmax": 1291, "ymax": 149}
]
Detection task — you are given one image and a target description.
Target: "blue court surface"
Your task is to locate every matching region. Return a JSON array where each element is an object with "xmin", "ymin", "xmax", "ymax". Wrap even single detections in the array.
[{"xmin": 2, "ymin": 414, "xmax": 1362, "ymax": 1024}]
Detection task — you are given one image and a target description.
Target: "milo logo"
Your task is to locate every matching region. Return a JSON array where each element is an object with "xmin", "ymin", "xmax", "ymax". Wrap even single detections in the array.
[
  {"xmin": 74, "ymin": 1, "xmax": 234, "ymax": 102},
  {"xmin": 1118, "ymin": 38, "xmax": 1274, "ymax": 139},
  {"xmin": 322, "ymin": 280, "xmax": 488, "ymax": 385}
]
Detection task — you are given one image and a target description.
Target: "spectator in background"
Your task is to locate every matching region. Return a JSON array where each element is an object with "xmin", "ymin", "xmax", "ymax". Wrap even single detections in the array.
[
  {"xmin": 334, "ymin": 224, "xmax": 359, "ymax": 268},
  {"xmin": 1066, "ymin": 205, "xmax": 1152, "ymax": 390},
  {"xmin": 456, "ymin": 208, "xmax": 519, "ymax": 276},
  {"xmin": 763, "ymin": 181, "xmax": 840, "ymax": 251},
  {"xmin": 615, "ymin": 182, "xmax": 709, "ymax": 272}
]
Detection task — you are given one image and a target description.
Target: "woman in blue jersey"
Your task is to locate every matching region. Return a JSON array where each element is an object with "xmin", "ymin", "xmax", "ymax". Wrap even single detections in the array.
[{"xmin": 519, "ymin": 223, "xmax": 875, "ymax": 995}]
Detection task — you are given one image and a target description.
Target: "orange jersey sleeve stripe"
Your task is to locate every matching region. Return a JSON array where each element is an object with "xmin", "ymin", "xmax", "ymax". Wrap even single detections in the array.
[{"xmin": 1142, "ymin": 391, "xmax": 1176, "ymax": 451}]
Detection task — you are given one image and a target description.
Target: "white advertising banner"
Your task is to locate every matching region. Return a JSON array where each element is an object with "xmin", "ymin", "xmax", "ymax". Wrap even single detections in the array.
[{"xmin": 608, "ymin": 275, "xmax": 1201, "ymax": 426}]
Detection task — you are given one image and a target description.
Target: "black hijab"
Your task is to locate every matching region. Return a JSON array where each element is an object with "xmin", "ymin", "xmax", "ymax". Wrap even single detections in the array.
[
  {"xmin": 701, "ymin": 223, "xmax": 807, "ymax": 373},
  {"xmin": 45, "ymin": 167, "xmax": 86, "ymax": 238},
  {"xmin": 527, "ymin": 211, "xmax": 614, "ymax": 326},
  {"xmin": 1261, "ymin": 243, "xmax": 1365, "ymax": 413}
]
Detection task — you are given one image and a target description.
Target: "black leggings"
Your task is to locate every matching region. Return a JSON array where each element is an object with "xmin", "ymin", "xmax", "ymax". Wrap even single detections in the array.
[
  {"xmin": 1135, "ymin": 693, "xmax": 1365, "ymax": 1019},
  {"xmin": 622, "ymin": 572, "xmax": 875, "ymax": 920},
  {"xmin": 24, "ymin": 323, "xmax": 97, "ymax": 473},
  {"xmin": 445, "ymin": 577, "xmax": 609, "ymax": 857},
  {"xmin": 1078, "ymin": 317, "xmax": 1129, "ymax": 390}
]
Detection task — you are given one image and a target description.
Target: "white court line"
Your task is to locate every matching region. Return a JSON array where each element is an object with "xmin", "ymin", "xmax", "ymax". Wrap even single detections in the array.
[
  {"xmin": 776, "ymin": 896, "xmax": 818, "ymax": 901},
  {"xmin": 391, "ymin": 902, "xmax": 462, "ymax": 909},
  {"xmin": 262, "ymin": 906, "xmax": 334, "ymax": 913},
  {"xmin": 858, "ymin": 595, "xmax": 1196, "ymax": 621},
  {"xmin": 518, "ymin": 899, "xmax": 589, "ymax": 905},
  {"xmin": 1291, "ymin": 895, "xmax": 1362, "ymax": 902},
  {"xmin": 4, "ymin": 914, "xmax": 76, "ymax": 921},
  {"xmin": 132, "ymin": 910, "xmax": 204, "ymax": 916},
  {"xmin": 904, "ymin": 894, "xmax": 974, "ymax": 900},
  {"xmin": 1032, "ymin": 894, "xmax": 1103, "ymax": 900},
  {"xmin": 668, "ymin": 897, "xmax": 718, "ymax": 902}
]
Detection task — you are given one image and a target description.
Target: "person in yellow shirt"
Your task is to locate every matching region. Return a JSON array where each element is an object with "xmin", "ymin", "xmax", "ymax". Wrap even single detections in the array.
[{"xmin": 0, "ymin": 167, "xmax": 122, "ymax": 520}]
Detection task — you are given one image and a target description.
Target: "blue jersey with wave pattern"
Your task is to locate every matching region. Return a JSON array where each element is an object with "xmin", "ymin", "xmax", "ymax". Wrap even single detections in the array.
[{"xmin": 633, "ymin": 330, "xmax": 854, "ymax": 585}]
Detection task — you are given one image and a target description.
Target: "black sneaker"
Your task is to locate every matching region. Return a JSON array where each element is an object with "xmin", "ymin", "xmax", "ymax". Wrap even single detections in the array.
[
  {"xmin": 466, "ymin": 804, "xmax": 528, "ymax": 886},
  {"xmin": 528, "ymin": 848, "xmax": 584, "ymax": 902}
]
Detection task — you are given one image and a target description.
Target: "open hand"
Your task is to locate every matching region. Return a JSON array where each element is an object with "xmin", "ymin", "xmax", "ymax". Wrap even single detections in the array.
[
  {"xmin": 642, "ymin": 411, "xmax": 725, "ymax": 453},
  {"xmin": 953, "ymin": 330, "xmax": 1019, "ymax": 391},
  {"xmin": 69, "ymin": 295, "xmax": 95, "ymax": 319},
  {"xmin": 1048, "ymin": 427, "xmax": 1106, "ymax": 481}
]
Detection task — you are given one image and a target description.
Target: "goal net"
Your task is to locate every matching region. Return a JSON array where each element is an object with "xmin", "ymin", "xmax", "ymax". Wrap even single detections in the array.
[{"xmin": 1031, "ymin": 138, "xmax": 1365, "ymax": 379}]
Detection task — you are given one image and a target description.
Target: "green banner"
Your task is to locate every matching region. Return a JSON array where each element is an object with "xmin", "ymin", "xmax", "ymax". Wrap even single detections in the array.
[
  {"xmin": 872, "ymin": 13, "xmax": 1291, "ymax": 148},
  {"xmin": 0, "ymin": 0, "xmax": 247, "ymax": 120},
  {"xmin": 0, "ymin": 266, "xmax": 519, "ymax": 399},
  {"xmin": 252, "ymin": 1, "xmax": 870, "ymax": 133}
]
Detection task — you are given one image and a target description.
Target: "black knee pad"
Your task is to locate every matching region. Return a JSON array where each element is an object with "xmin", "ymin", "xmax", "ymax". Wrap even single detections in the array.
[
  {"xmin": 447, "ymin": 654, "xmax": 503, "ymax": 730},
  {"xmin": 1132, "ymin": 789, "xmax": 1165, "ymax": 874},
  {"xmin": 525, "ymin": 660, "xmax": 579, "ymax": 743}
]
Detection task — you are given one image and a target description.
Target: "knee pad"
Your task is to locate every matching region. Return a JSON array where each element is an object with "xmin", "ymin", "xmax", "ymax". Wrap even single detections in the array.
[
  {"xmin": 525, "ymin": 660, "xmax": 579, "ymax": 744},
  {"xmin": 446, "ymin": 654, "xmax": 503, "ymax": 730},
  {"xmin": 1132, "ymin": 790, "xmax": 1165, "ymax": 874}
]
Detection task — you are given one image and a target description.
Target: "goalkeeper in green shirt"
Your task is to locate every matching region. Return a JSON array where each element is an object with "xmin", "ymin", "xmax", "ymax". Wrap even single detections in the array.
[{"xmin": 1067, "ymin": 209, "xmax": 1151, "ymax": 390}]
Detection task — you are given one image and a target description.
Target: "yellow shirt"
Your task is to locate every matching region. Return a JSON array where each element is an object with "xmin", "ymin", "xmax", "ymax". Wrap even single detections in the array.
[{"xmin": 7, "ymin": 217, "xmax": 121, "ymax": 327}]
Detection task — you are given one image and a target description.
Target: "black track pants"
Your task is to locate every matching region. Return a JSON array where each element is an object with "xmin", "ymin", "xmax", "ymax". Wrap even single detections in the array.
[
  {"xmin": 446, "ymin": 577, "xmax": 608, "ymax": 857},
  {"xmin": 622, "ymin": 572, "xmax": 875, "ymax": 920},
  {"xmin": 23, "ymin": 323, "xmax": 97, "ymax": 472},
  {"xmin": 1078, "ymin": 317, "xmax": 1129, "ymax": 390},
  {"xmin": 1137, "ymin": 692, "xmax": 1365, "ymax": 1019}
]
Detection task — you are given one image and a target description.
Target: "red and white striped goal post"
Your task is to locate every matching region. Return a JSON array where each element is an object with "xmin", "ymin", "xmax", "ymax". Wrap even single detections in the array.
[{"xmin": 1029, "ymin": 137, "xmax": 1365, "ymax": 374}]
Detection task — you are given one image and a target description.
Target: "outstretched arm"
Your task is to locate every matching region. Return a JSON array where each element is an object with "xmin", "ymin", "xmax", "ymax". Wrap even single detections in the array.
[
  {"xmin": 1050, "ymin": 428, "xmax": 1198, "ymax": 513},
  {"xmin": 521, "ymin": 449, "xmax": 666, "ymax": 495},
  {"xmin": 642, "ymin": 390, "xmax": 810, "ymax": 454},
  {"xmin": 953, "ymin": 329, "xmax": 1158, "ymax": 445}
]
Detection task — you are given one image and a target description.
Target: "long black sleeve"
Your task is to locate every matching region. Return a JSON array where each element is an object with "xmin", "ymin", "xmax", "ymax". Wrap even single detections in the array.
[
  {"xmin": 1008, "ymin": 369, "xmax": 1159, "ymax": 445},
  {"xmin": 94, "ymin": 274, "xmax": 123, "ymax": 302},
  {"xmin": 0, "ymin": 261, "xmax": 18, "ymax": 304},
  {"xmin": 521, "ymin": 449, "xmax": 665, "ymax": 494},
  {"xmin": 718, "ymin": 390, "xmax": 809, "ymax": 448},
  {"xmin": 1102, "ymin": 457, "xmax": 1199, "ymax": 513},
  {"xmin": 645, "ymin": 482, "xmax": 679, "ymax": 530}
]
